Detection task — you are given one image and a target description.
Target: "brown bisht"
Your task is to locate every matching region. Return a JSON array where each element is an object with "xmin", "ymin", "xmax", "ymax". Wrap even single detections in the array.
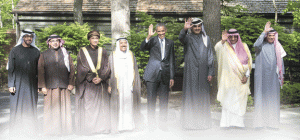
[
  {"xmin": 38, "ymin": 48, "xmax": 75, "ymax": 135},
  {"xmin": 109, "ymin": 51, "xmax": 142, "ymax": 133},
  {"xmin": 75, "ymin": 46, "xmax": 111, "ymax": 134}
]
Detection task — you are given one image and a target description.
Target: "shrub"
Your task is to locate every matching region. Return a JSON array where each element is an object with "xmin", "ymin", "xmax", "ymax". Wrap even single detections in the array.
[
  {"xmin": 128, "ymin": 12, "xmax": 300, "ymax": 78},
  {"xmin": 281, "ymin": 82, "xmax": 300, "ymax": 104},
  {"xmin": 221, "ymin": 16, "xmax": 291, "ymax": 59},
  {"xmin": 35, "ymin": 22, "xmax": 111, "ymax": 65},
  {"xmin": 283, "ymin": 0, "xmax": 300, "ymax": 27},
  {"xmin": 0, "ymin": 28, "xmax": 11, "ymax": 88},
  {"xmin": 0, "ymin": 28, "xmax": 11, "ymax": 65},
  {"xmin": 126, "ymin": 11, "xmax": 185, "ymax": 77}
]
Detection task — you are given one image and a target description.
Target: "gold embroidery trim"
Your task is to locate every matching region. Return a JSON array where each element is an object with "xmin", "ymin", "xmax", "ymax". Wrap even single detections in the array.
[{"xmin": 82, "ymin": 47, "xmax": 102, "ymax": 78}]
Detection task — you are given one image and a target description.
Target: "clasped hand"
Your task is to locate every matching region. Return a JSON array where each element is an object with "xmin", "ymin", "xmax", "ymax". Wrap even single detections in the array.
[{"xmin": 93, "ymin": 77, "xmax": 102, "ymax": 84}]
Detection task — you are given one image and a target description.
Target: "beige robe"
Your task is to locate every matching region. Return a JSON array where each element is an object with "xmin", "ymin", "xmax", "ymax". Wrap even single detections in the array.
[{"xmin": 215, "ymin": 41, "xmax": 252, "ymax": 127}]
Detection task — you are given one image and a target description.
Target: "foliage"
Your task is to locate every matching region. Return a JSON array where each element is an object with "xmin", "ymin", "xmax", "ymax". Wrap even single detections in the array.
[
  {"xmin": 126, "ymin": 11, "xmax": 185, "ymax": 77},
  {"xmin": 128, "ymin": 12, "xmax": 300, "ymax": 78},
  {"xmin": 285, "ymin": 31, "xmax": 300, "ymax": 63},
  {"xmin": 0, "ymin": 0, "xmax": 19, "ymax": 28},
  {"xmin": 247, "ymin": 95, "xmax": 254, "ymax": 106},
  {"xmin": 221, "ymin": 16, "xmax": 300, "ymax": 81},
  {"xmin": 0, "ymin": 27, "xmax": 11, "ymax": 87},
  {"xmin": 220, "ymin": 0, "xmax": 248, "ymax": 17},
  {"xmin": 281, "ymin": 103, "xmax": 300, "ymax": 109},
  {"xmin": 0, "ymin": 27, "xmax": 11, "ymax": 69},
  {"xmin": 0, "ymin": 27, "xmax": 10, "ymax": 60},
  {"xmin": 35, "ymin": 22, "xmax": 111, "ymax": 65},
  {"xmin": 221, "ymin": 16, "xmax": 292, "ymax": 61},
  {"xmin": 283, "ymin": 0, "xmax": 300, "ymax": 27},
  {"xmin": 281, "ymin": 82, "xmax": 300, "ymax": 104}
]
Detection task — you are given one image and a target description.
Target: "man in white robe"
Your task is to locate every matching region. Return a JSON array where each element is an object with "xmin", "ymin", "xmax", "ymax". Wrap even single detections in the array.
[
  {"xmin": 253, "ymin": 22, "xmax": 286, "ymax": 129},
  {"xmin": 109, "ymin": 38, "xmax": 142, "ymax": 133},
  {"xmin": 215, "ymin": 29, "xmax": 252, "ymax": 128}
]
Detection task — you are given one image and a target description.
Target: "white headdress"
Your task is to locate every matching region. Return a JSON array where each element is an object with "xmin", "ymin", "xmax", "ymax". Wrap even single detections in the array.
[
  {"xmin": 115, "ymin": 38, "xmax": 130, "ymax": 59},
  {"xmin": 114, "ymin": 38, "xmax": 134, "ymax": 91},
  {"xmin": 191, "ymin": 18, "xmax": 208, "ymax": 47},
  {"xmin": 7, "ymin": 29, "xmax": 39, "ymax": 70},
  {"xmin": 15, "ymin": 29, "xmax": 39, "ymax": 49}
]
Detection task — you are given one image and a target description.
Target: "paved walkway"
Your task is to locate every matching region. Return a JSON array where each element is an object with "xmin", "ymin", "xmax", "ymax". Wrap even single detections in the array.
[{"xmin": 0, "ymin": 92, "xmax": 299, "ymax": 140}]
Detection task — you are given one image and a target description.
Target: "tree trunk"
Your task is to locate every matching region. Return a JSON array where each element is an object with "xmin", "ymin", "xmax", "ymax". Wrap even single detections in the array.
[
  {"xmin": 12, "ymin": 0, "xmax": 14, "ymax": 29},
  {"xmin": 0, "ymin": 8, "xmax": 3, "ymax": 28},
  {"xmin": 203, "ymin": 0, "xmax": 221, "ymax": 104},
  {"xmin": 111, "ymin": 0, "xmax": 130, "ymax": 51},
  {"xmin": 272, "ymin": 0, "xmax": 278, "ymax": 25},
  {"xmin": 73, "ymin": 0, "xmax": 83, "ymax": 25}
]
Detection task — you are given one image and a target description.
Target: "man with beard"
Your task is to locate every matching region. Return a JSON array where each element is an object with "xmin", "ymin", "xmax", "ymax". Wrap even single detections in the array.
[
  {"xmin": 253, "ymin": 21, "xmax": 286, "ymax": 129},
  {"xmin": 109, "ymin": 38, "xmax": 142, "ymax": 133},
  {"xmin": 8, "ymin": 29, "xmax": 40, "ymax": 138},
  {"xmin": 38, "ymin": 34, "xmax": 75, "ymax": 135},
  {"xmin": 75, "ymin": 31, "xmax": 111, "ymax": 135},
  {"xmin": 178, "ymin": 18, "xmax": 214, "ymax": 130},
  {"xmin": 215, "ymin": 29, "xmax": 252, "ymax": 128},
  {"xmin": 140, "ymin": 23, "xmax": 175, "ymax": 131}
]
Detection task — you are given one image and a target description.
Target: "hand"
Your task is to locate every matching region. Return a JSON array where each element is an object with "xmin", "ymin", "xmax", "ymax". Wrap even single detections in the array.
[
  {"xmin": 42, "ymin": 88, "xmax": 47, "ymax": 96},
  {"xmin": 184, "ymin": 18, "xmax": 192, "ymax": 31},
  {"xmin": 241, "ymin": 76, "xmax": 248, "ymax": 84},
  {"xmin": 67, "ymin": 85, "xmax": 74, "ymax": 91},
  {"xmin": 108, "ymin": 86, "xmax": 112, "ymax": 94},
  {"xmin": 221, "ymin": 30, "xmax": 228, "ymax": 44},
  {"xmin": 264, "ymin": 21, "xmax": 273, "ymax": 33},
  {"xmin": 169, "ymin": 79, "xmax": 174, "ymax": 88},
  {"xmin": 9, "ymin": 87, "xmax": 15, "ymax": 94},
  {"xmin": 207, "ymin": 76, "xmax": 212, "ymax": 82},
  {"xmin": 147, "ymin": 24, "xmax": 156, "ymax": 40},
  {"xmin": 93, "ymin": 77, "xmax": 102, "ymax": 85}
]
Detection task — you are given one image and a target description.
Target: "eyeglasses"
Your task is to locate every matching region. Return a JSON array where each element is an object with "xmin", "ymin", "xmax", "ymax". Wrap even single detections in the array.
[{"xmin": 50, "ymin": 40, "xmax": 59, "ymax": 43}]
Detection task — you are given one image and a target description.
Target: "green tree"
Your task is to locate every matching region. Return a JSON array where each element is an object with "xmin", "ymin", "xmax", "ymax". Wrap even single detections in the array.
[
  {"xmin": 0, "ymin": 0, "xmax": 19, "ymax": 29},
  {"xmin": 283, "ymin": 0, "xmax": 300, "ymax": 27},
  {"xmin": 0, "ymin": 28, "xmax": 11, "ymax": 65},
  {"xmin": 35, "ymin": 22, "xmax": 111, "ymax": 65},
  {"xmin": 221, "ymin": 16, "xmax": 290, "ymax": 56},
  {"xmin": 125, "ymin": 11, "xmax": 185, "ymax": 77},
  {"xmin": 128, "ymin": 12, "xmax": 299, "ymax": 79},
  {"xmin": 0, "ymin": 27, "xmax": 11, "ymax": 87},
  {"xmin": 222, "ymin": 15, "xmax": 300, "ymax": 82},
  {"xmin": 220, "ymin": 0, "xmax": 248, "ymax": 17}
]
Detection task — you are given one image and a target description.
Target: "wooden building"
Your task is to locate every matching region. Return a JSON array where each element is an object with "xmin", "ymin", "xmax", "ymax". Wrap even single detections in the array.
[
  {"xmin": 11, "ymin": 0, "xmax": 203, "ymax": 51},
  {"xmin": 11, "ymin": 0, "xmax": 298, "ymax": 51}
]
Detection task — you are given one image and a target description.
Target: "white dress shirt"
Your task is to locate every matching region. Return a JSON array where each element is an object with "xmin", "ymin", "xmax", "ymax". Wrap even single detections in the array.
[{"xmin": 145, "ymin": 37, "xmax": 166, "ymax": 60}]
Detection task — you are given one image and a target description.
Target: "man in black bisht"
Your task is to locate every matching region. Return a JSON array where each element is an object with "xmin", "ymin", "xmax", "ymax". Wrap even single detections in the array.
[{"xmin": 7, "ymin": 29, "xmax": 40, "ymax": 138}]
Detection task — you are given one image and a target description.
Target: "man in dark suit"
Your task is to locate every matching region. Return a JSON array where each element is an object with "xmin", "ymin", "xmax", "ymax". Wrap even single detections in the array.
[{"xmin": 140, "ymin": 23, "xmax": 175, "ymax": 130}]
